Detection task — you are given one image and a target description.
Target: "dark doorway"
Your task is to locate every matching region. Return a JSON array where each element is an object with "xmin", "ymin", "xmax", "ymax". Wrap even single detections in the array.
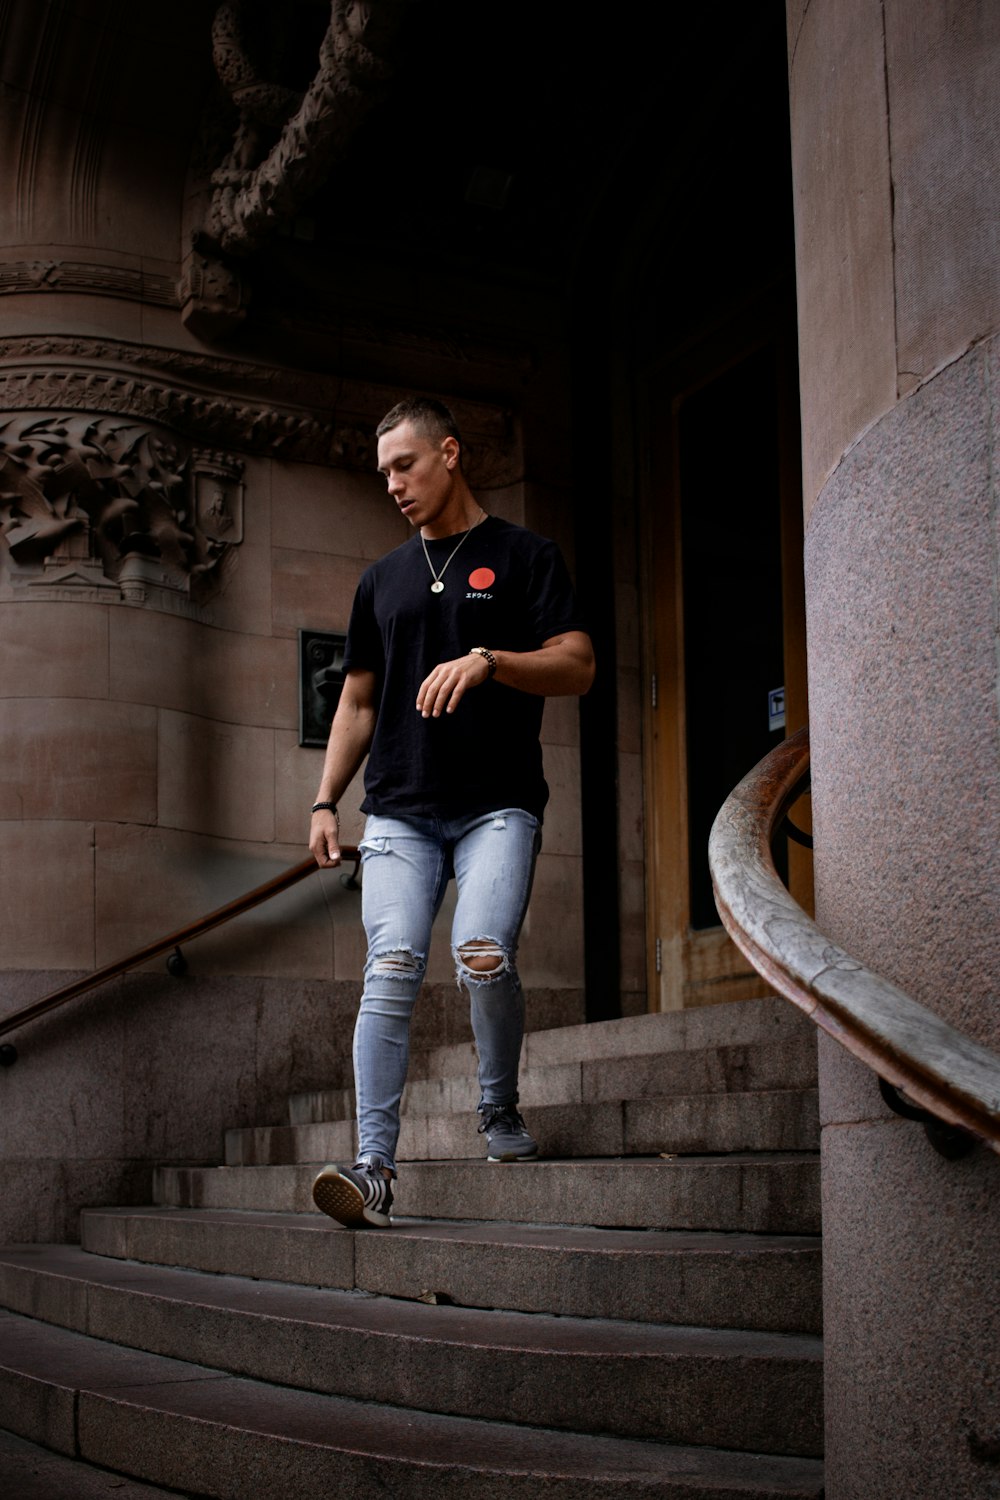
[{"xmin": 678, "ymin": 345, "xmax": 789, "ymax": 930}]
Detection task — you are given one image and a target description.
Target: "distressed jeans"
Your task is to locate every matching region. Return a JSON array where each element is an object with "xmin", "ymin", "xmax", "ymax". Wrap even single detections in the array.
[{"xmin": 353, "ymin": 808, "xmax": 541, "ymax": 1173}]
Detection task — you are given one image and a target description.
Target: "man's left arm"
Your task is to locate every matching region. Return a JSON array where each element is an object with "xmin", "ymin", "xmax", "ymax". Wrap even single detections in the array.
[{"xmin": 416, "ymin": 631, "xmax": 595, "ymax": 719}]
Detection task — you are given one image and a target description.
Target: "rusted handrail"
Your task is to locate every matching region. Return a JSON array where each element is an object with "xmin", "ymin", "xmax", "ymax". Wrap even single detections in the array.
[
  {"xmin": 0, "ymin": 849, "xmax": 360, "ymax": 1048},
  {"xmin": 709, "ymin": 729, "xmax": 1000, "ymax": 1154}
]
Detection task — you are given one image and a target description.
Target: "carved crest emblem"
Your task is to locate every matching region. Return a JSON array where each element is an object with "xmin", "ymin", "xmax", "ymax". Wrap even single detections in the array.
[{"xmin": 191, "ymin": 450, "xmax": 245, "ymax": 545}]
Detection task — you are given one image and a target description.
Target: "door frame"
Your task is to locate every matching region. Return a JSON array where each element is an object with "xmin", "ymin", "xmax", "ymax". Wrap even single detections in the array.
[{"xmin": 637, "ymin": 294, "xmax": 809, "ymax": 1012}]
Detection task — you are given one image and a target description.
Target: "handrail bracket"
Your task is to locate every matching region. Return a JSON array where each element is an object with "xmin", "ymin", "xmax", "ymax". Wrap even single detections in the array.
[{"xmin": 878, "ymin": 1077, "xmax": 978, "ymax": 1160}]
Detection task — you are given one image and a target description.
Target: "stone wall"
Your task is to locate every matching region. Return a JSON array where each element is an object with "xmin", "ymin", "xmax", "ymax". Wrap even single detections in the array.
[
  {"xmin": 788, "ymin": 1, "xmax": 1000, "ymax": 1494},
  {"xmin": 0, "ymin": 387, "xmax": 586, "ymax": 1241}
]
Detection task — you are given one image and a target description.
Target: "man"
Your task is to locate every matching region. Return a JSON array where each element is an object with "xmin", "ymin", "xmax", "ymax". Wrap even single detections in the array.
[{"xmin": 308, "ymin": 396, "xmax": 594, "ymax": 1228}]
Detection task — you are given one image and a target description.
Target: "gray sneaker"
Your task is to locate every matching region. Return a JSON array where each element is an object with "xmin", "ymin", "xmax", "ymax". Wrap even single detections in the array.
[
  {"xmin": 478, "ymin": 1102, "xmax": 538, "ymax": 1162},
  {"xmin": 312, "ymin": 1157, "xmax": 393, "ymax": 1227}
]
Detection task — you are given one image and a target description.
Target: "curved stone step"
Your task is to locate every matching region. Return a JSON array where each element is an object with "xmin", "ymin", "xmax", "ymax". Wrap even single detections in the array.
[
  {"xmin": 407, "ymin": 996, "xmax": 814, "ymax": 1084},
  {"xmin": 80, "ymin": 1207, "xmax": 822, "ymax": 1333},
  {"xmin": 584, "ymin": 1040, "xmax": 818, "ymax": 1106},
  {"xmin": 0, "ymin": 1425, "xmax": 185, "ymax": 1500},
  {"xmin": 287, "ymin": 1036, "xmax": 818, "ymax": 1125},
  {"xmin": 155, "ymin": 1154, "xmax": 821, "ymax": 1234},
  {"xmin": 0, "ymin": 1310, "xmax": 825, "ymax": 1499},
  {"xmin": 231, "ymin": 1090, "xmax": 819, "ymax": 1166},
  {"xmin": 0, "ymin": 1247, "xmax": 822, "ymax": 1455}
]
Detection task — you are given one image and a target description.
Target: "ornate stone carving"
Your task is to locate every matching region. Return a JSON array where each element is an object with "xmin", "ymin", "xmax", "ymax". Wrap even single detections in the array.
[
  {"xmin": 0, "ymin": 412, "xmax": 245, "ymax": 605},
  {"xmin": 0, "ymin": 259, "xmax": 177, "ymax": 307},
  {"xmin": 0, "ymin": 336, "xmax": 334, "ymax": 465},
  {"xmin": 192, "ymin": 449, "xmax": 245, "ymax": 547},
  {"xmin": 328, "ymin": 425, "xmax": 372, "ymax": 469},
  {"xmin": 203, "ymin": 0, "xmax": 416, "ymax": 259},
  {"xmin": 178, "ymin": 249, "xmax": 249, "ymax": 340},
  {"xmin": 0, "ymin": 335, "xmax": 519, "ymax": 484}
]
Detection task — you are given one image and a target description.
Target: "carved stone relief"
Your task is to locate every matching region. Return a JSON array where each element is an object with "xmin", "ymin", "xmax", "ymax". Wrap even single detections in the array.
[
  {"xmin": 204, "ymin": 0, "xmax": 415, "ymax": 258},
  {"xmin": 0, "ymin": 333, "xmax": 519, "ymax": 611},
  {"xmin": 0, "ymin": 335, "xmax": 519, "ymax": 482},
  {"xmin": 178, "ymin": 250, "xmax": 249, "ymax": 341},
  {"xmin": 0, "ymin": 260, "xmax": 177, "ymax": 306},
  {"xmin": 0, "ymin": 335, "xmax": 336, "ymax": 467},
  {"xmin": 0, "ymin": 412, "xmax": 245, "ymax": 608},
  {"xmin": 181, "ymin": 0, "xmax": 415, "ymax": 338}
]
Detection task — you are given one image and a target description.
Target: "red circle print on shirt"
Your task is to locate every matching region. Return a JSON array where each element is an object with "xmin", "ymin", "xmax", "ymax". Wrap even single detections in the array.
[{"xmin": 468, "ymin": 567, "xmax": 496, "ymax": 589}]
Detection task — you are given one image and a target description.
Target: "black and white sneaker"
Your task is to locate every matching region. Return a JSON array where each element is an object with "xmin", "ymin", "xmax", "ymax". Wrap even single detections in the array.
[
  {"xmin": 478, "ymin": 1102, "xmax": 539, "ymax": 1162},
  {"xmin": 312, "ymin": 1157, "xmax": 394, "ymax": 1228}
]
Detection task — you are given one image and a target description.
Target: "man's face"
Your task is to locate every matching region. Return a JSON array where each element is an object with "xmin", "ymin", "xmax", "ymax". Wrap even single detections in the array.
[{"xmin": 376, "ymin": 420, "xmax": 458, "ymax": 531}]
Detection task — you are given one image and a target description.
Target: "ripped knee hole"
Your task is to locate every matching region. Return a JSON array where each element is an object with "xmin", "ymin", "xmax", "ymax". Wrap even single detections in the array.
[
  {"xmin": 368, "ymin": 948, "xmax": 424, "ymax": 977},
  {"xmin": 455, "ymin": 939, "xmax": 507, "ymax": 975}
]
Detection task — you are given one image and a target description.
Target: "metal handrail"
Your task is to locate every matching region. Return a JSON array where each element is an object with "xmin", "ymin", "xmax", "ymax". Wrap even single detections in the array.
[
  {"xmin": 0, "ymin": 849, "xmax": 360, "ymax": 1056},
  {"xmin": 709, "ymin": 728, "xmax": 1000, "ymax": 1154}
]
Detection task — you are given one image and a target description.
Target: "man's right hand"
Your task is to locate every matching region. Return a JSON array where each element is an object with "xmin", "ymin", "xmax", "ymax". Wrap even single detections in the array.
[
  {"xmin": 307, "ymin": 668, "xmax": 377, "ymax": 871},
  {"xmin": 310, "ymin": 810, "xmax": 342, "ymax": 868}
]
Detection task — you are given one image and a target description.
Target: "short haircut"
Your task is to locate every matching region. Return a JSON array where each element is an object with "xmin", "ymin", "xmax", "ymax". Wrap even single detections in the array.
[{"xmin": 376, "ymin": 396, "xmax": 462, "ymax": 452}]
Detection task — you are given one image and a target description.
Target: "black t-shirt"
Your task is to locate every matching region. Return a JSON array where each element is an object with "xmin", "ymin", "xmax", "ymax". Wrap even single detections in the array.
[{"xmin": 343, "ymin": 515, "xmax": 586, "ymax": 821}]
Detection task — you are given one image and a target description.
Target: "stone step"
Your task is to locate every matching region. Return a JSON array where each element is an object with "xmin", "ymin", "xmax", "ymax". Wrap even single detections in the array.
[
  {"xmin": 0, "ymin": 1424, "xmax": 185, "ymax": 1499},
  {"xmin": 584, "ymin": 1038, "xmax": 818, "ymax": 1104},
  {"xmin": 154, "ymin": 1154, "xmax": 821, "ymax": 1234},
  {"xmin": 0, "ymin": 1309, "xmax": 825, "ymax": 1499},
  {"xmin": 230, "ymin": 1089, "xmax": 820, "ymax": 1166},
  {"xmin": 0, "ymin": 1247, "xmax": 823, "ymax": 1455},
  {"xmin": 288, "ymin": 1036, "xmax": 819, "ymax": 1125},
  {"xmin": 81, "ymin": 1206, "xmax": 822, "ymax": 1333},
  {"xmin": 405, "ymin": 996, "xmax": 812, "ymax": 1083}
]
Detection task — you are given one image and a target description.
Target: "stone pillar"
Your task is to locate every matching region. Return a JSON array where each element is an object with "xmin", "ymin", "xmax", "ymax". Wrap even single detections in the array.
[{"xmin": 787, "ymin": 1, "xmax": 1000, "ymax": 1494}]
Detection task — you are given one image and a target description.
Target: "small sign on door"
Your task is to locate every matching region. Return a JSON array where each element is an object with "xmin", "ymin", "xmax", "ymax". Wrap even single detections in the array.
[{"xmin": 768, "ymin": 686, "xmax": 786, "ymax": 733}]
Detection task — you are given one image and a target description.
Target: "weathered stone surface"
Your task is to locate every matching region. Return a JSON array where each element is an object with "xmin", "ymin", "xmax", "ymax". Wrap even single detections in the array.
[
  {"xmin": 156, "ymin": 1155, "xmax": 821, "ymax": 1235},
  {"xmin": 355, "ymin": 1221, "xmax": 822, "ymax": 1333},
  {"xmin": 225, "ymin": 1118, "xmax": 356, "ymax": 1167},
  {"xmin": 0, "ymin": 1306, "xmax": 220, "ymax": 1451},
  {"xmin": 806, "ymin": 345, "xmax": 1000, "ymax": 1047},
  {"xmin": 108, "ymin": 610, "xmax": 298, "ymax": 730},
  {"xmin": 0, "ymin": 1246, "xmax": 822, "ymax": 1454},
  {"xmin": 92, "ymin": 824, "xmax": 337, "ymax": 978},
  {"xmin": 820, "ymin": 1119, "xmax": 1000, "ymax": 1500},
  {"xmin": 524, "ymin": 996, "xmax": 813, "ymax": 1069},
  {"xmin": 156, "ymin": 712, "xmax": 276, "ymax": 844},
  {"xmin": 884, "ymin": 0, "xmax": 1000, "ymax": 387},
  {"xmin": 81, "ymin": 1206, "xmax": 821, "ymax": 1334},
  {"xmin": 229, "ymin": 1090, "xmax": 817, "ymax": 1165},
  {"xmin": 0, "ymin": 1309, "xmax": 826, "ymax": 1498},
  {"xmin": 0, "ymin": 601, "xmax": 110, "ymax": 699},
  {"xmin": 270, "ymin": 464, "xmax": 405, "ymax": 563},
  {"xmin": 0, "ymin": 968, "xmax": 361, "ymax": 1244},
  {"xmin": 0, "ymin": 1426, "xmax": 182, "ymax": 1500},
  {"xmin": 0, "ymin": 699, "xmax": 157, "ymax": 824},
  {"xmin": 789, "ymin": 0, "xmax": 897, "ymax": 514},
  {"xmin": 82, "ymin": 1207, "xmax": 356, "ymax": 1293},
  {"xmin": 2, "ymin": 985, "xmax": 825, "ymax": 1494},
  {"xmin": 586, "ymin": 1039, "xmax": 817, "ymax": 1103},
  {"xmin": 270, "ymin": 547, "xmax": 367, "ymax": 638},
  {"xmin": 625, "ymin": 1091, "xmax": 819, "ymax": 1155},
  {"xmin": 0, "ymin": 823, "xmax": 96, "ymax": 969},
  {"xmin": 402, "ymin": 997, "xmax": 812, "ymax": 1084}
]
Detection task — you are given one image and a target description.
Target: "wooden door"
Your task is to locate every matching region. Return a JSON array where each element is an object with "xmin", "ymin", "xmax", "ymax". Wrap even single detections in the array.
[{"xmin": 640, "ymin": 312, "xmax": 809, "ymax": 1011}]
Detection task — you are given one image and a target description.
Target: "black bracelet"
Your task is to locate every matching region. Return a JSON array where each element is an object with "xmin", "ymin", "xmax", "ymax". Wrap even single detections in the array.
[
  {"xmin": 469, "ymin": 646, "xmax": 497, "ymax": 678},
  {"xmin": 311, "ymin": 801, "xmax": 338, "ymax": 815}
]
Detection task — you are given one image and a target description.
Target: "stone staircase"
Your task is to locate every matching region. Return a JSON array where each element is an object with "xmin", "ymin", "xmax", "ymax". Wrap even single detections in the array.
[{"xmin": 0, "ymin": 996, "xmax": 825, "ymax": 1498}]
